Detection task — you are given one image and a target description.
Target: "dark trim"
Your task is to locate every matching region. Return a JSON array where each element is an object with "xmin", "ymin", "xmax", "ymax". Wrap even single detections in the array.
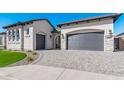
[
  {"xmin": 114, "ymin": 38, "xmax": 120, "ymax": 50},
  {"xmin": 66, "ymin": 34, "xmax": 69, "ymax": 50},
  {"xmin": 57, "ymin": 13, "xmax": 122, "ymax": 27},
  {"xmin": 0, "ymin": 32, "xmax": 6, "ymax": 35},
  {"xmin": 67, "ymin": 32, "xmax": 104, "ymax": 36}
]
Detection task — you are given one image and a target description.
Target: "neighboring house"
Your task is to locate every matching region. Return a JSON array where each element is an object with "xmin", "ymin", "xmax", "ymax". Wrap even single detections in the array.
[
  {"xmin": 115, "ymin": 32, "xmax": 124, "ymax": 51},
  {"xmin": 3, "ymin": 19, "xmax": 58, "ymax": 50},
  {"xmin": 57, "ymin": 14, "xmax": 121, "ymax": 51},
  {"xmin": 0, "ymin": 32, "xmax": 6, "ymax": 49}
]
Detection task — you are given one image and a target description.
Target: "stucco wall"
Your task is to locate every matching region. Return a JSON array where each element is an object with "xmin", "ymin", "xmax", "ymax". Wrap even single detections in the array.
[
  {"xmin": 0, "ymin": 34, "xmax": 6, "ymax": 49},
  {"xmin": 33, "ymin": 20, "xmax": 54, "ymax": 50},
  {"xmin": 52, "ymin": 32, "xmax": 61, "ymax": 49},
  {"xmin": 23, "ymin": 24, "xmax": 34, "ymax": 50},
  {"xmin": 59, "ymin": 18, "xmax": 114, "ymax": 51},
  {"xmin": 6, "ymin": 20, "xmax": 54, "ymax": 51}
]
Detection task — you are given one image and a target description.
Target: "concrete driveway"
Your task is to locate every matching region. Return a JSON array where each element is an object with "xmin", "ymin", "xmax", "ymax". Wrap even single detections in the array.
[
  {"xmin": 1, "ymin": 50, "xmax": 124, "ymax": 80},
  {"xmin": 35, "ymin": 50, "xmax": 124, "ymax": 77},
  {"xmin": 0, "ymin": 65, "xmax": 123, "ymax": 80}
]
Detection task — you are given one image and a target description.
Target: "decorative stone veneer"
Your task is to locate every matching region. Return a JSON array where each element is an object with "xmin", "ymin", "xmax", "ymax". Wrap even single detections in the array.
[
  {"xmin": 104, "ymin": 36, "xmax": 114, "ymax": 51},
  {"xmin": 104, "ymin": 29, "xmax": 114, "ymax": 51}
]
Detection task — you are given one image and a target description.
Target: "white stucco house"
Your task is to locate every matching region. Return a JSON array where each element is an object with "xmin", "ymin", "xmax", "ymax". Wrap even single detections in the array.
[
  {"xmin": 0, "ymin": 32, "xmax": 6, "ymax": 49},
  {"xmin": 57, "ymin": 14, "xmax": 122, "ymax": 51},
  {"xmin": 3, "ymin": 19, "xmax": 58, "ymax": 50},
  {"xmin": 2, "ymin": 13, "xmax": 123, "ymax": 52}
]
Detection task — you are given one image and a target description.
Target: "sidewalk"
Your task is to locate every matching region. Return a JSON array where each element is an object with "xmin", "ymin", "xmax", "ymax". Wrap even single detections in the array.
[{"xmin": 0, "ymin": 65, "xmax": 123, "ymax": 80}]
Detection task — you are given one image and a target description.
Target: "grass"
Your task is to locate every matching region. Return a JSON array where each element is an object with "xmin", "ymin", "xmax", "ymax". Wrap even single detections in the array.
[{"xmin": 0, "ymin": 50, "xmax": 27, "ymax": 67}]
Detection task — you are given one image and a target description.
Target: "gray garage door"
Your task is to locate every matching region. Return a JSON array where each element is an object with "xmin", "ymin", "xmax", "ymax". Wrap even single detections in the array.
[
  {"xmin": 67, "ymin": 32, "xmax": 104, "ymax": 51},
  {"xmin": 36, "ymin": 34, "xmax": 45, "ymax": 50}
]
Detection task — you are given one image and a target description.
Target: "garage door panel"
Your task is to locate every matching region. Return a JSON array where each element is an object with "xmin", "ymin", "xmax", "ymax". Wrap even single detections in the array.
[
  {"xmin": 36, "ymin": 34, "xmax": 45, "ymax": 50},
  {"xmin": 67, "ymin": 32, "xmax": 104, "ymax": 51}
]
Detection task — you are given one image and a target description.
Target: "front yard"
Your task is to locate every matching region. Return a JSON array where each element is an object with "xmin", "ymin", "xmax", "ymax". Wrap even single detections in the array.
[{"xmin": 0, "ymin": 50, "xmax": 27, "ymax": 67}]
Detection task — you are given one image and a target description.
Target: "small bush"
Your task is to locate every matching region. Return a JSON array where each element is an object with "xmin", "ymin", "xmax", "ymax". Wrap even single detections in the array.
[
  {"xmin": 14, "ymin": 50, "xmax": 18, "ymax": 51},
  {"xmin": 27, "ymin": 57, "xmax": 34, "ymax": 62},
  {"xmin": 32, "ymin": 52, "xmax": 37, "ymax": 55},
  {"xmin": 27, "ymin": 50, "xmax": 32, "ymax": 52}
]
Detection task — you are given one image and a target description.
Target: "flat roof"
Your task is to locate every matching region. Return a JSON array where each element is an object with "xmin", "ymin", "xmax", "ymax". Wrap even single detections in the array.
[
  {"xmin": 57, "ymin": 13, "xmax": 122, "ymax": 27},
  {"xmin": 3, "ymin": 19, "xmax": 56, "ymax": 30}
]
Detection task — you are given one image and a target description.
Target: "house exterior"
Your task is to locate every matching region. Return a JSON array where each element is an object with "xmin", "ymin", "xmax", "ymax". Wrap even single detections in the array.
[
  {"xmin": 0, "ymin": 32, "xmax": 6, "ymax": 49},
  {"xmin": 2, "ymin": 14, "xmax": 124, "ymax": 52},
  {"xmin": 57, "ymin": 14, "xmax": 121, "ymax": 51},
  {"xmin": 3, "ymin": 19, "xmax": 57, "ymax": 50}
]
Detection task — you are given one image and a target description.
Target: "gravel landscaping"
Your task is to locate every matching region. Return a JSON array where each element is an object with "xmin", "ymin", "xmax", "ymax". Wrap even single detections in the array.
[
  {"xmin": 8, "ymin": 51, "xmax": 39, "ymax": 67},
  {"xmin": 36, "ymin": 50, "xmax": 124, "ymax": 77}
]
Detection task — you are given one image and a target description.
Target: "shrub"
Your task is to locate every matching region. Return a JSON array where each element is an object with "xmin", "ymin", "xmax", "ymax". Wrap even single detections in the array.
[
  {"xmin": 27, "ymin": 50, "xmax": 32, "ymax": 52},
  {"xmin": 32, "ymin": 52, "xmax": 37, "ymax": 55},
  {"xmin": 14, "ymin": 50, "xmax": 18, "ymax": 51},
  {"xmin": 27, "ymin": 57, "xmax": 34, "ymax": 62}
]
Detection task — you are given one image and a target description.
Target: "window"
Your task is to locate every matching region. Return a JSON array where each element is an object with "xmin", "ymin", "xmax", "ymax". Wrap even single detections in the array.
[
  {"xmin": 13, "ymin": 36, "xmax": 15, "ymax": 41},
  {"xmin": 8, "ymin": 30, "xmax": 12, "ymax": 41},
  {"xmin": 16, "ymin": 30, "xmax": 20, "ymax": 41},
  {"xmin": 12, "ymin": 30, "xmax": 15, "ymax": 41},
  {"xmin": 8, "ymin": 30, "xmax": 11, "ymax": 36},
  {"xmin": 12, "ymin": 30, "xmax": 15, "ymax": 36},
  {"xmin": 9, "ymin": 36, "xmax": 11, "ymax": 41},
  {"xmin": 0, "ymin": 36, "xmax": 3, "ymax": 45},
  {"xmin": 26, "ymin": 28, "xmax": 29, "ymax": 35}
]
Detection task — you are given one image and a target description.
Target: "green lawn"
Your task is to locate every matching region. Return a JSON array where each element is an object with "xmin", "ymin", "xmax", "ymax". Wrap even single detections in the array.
[{"xmin": 0, "ymin": 50, "xmax": 27, "ymax": 67}]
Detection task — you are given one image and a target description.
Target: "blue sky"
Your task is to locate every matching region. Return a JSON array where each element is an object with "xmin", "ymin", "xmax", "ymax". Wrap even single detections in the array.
[{"xmin": 0, "ymin": 13, "xmax": 124, "ymax": 35}]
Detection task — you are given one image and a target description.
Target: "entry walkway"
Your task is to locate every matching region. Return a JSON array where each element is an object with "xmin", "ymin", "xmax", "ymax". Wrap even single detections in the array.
[{"xmin": 0, "ymin": 65, "xmax": 123, "ymax": 80}]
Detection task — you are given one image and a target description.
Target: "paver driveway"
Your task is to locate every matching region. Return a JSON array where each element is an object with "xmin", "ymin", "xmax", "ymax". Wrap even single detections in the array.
[{"xmin": 35, "ymin": 50, "xmax": 124, "ymax": 77}]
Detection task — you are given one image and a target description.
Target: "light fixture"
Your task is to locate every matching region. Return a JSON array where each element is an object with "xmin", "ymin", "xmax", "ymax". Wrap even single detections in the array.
[{"xmin": 49, "ymin": 35, "xmax": 52, "ymax": 38}]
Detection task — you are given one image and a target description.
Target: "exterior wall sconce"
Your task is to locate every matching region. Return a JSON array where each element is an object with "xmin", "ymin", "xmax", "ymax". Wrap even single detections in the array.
[
  {"xmin": 49, "ymin": 35, "xmax": 52, "ymax": 38},
  {"xmin": 106, "ymin": 30, "xmax": 113, "ymax": 38},
  {"xmin": 109, "ymin": 30, "xmax": 113, "ymax": 35},
  {"xmin": 108, "ymin": 30, "xmax": 113, "ymax": 37}
]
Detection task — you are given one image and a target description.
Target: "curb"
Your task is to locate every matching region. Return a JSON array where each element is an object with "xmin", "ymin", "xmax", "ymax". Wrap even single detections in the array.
[{"xmin": 31, "ymin": 51, "xmax": 43, "ymax": 64}]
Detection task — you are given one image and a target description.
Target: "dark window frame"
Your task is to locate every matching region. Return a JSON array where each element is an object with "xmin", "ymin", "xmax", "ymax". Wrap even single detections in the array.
[
  {"xmin": 26, "ymin": 28, "xmax": 30, "ymax": 35},
  {"xmin": 16, "ymin": 30, "xmax": 20, "ymax": 41},
  {"xmin": 8, "ymin": 30, "xmax": 12, "ymax": 41}
]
